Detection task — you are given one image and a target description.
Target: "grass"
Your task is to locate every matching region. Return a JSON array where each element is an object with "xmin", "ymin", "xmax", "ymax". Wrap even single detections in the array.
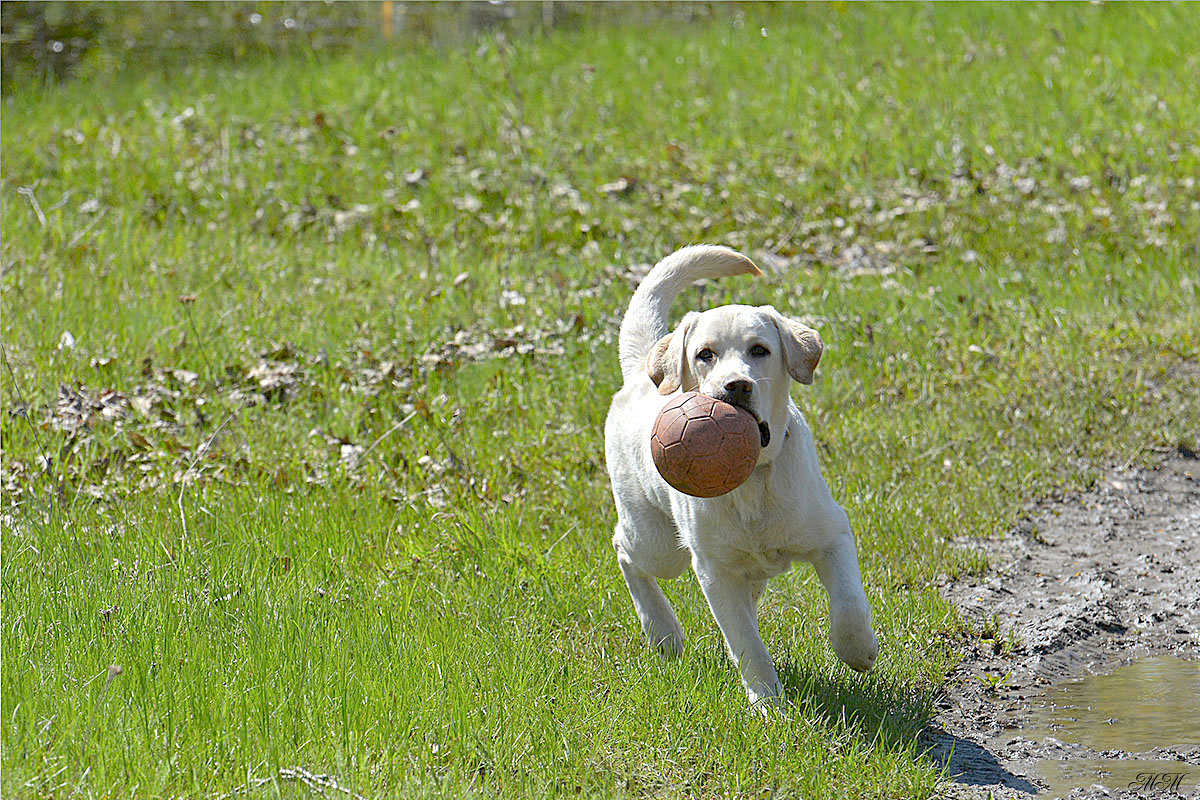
[{"xmin": 2, "ymin": 3, "xmax": 1198, "ymax": 797}]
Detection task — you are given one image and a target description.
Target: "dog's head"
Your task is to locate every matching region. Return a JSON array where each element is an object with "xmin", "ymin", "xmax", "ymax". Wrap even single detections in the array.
[{"xmin": 647, "ymin": 305, "xmax": 822, "ymax": 447}]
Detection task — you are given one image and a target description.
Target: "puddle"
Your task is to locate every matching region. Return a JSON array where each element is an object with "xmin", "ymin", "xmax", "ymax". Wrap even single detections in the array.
[
  {"xmin": 935, "ymin": 453, "xmax": 1200, "ymax": 799},
  {"xmin": 1025, "ymin": 656, "xmax": 1200, "ymax": 797}
]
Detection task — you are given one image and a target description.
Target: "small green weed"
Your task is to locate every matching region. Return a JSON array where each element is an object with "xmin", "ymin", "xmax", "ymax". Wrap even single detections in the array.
[{"xmin": 976, "ymin": 671, "xmax": 1014, "ymax": 693}]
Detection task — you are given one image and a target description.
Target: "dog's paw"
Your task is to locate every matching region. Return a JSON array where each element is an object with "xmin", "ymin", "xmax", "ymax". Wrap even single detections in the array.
[
  {"xmin": 746, "ymin": 680, "xmax": 786, "ymax": 716},
  {"xmin": 829, "ymin": 603, "xmax": 879, "ymax": 672},
  {"xmin": 647, "ymin": 625, "xmax": 685, "ymax": 659},
  {"xmin": 838, "ymin": 640, "xmax": 878, "ymax": 672}
]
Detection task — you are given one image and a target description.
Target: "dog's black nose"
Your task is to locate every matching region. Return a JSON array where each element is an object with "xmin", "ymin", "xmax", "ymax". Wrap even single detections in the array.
[{"xmin": 723, "ymin": 379, "xmax": 752, "ymax": 404}]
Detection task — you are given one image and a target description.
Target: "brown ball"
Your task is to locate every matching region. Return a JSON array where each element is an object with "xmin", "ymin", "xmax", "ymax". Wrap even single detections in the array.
[{"xmin": 650, "ymin": 392, "xmax": 761, "ymax": 498}]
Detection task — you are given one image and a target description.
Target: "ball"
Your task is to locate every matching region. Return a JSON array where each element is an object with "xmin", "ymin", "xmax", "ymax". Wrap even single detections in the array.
[{"xmin": 650, "ymin": 392, "xmax": 761, "ymax": 498}]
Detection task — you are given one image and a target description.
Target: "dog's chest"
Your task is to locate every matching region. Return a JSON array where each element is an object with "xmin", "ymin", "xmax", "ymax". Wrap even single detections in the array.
[
  {"xmin": 718, "ymin": 539, "xmax": 798, "ymax": 580},
  {"xmin": 697, "ymin": 476, "xmax": 808, "ymax": 580}
]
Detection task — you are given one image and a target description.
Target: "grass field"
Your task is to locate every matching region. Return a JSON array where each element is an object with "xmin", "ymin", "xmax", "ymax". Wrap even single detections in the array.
[{"xmin": 2, "ymin": 3, "xmax": 1198, "ymax": 797}]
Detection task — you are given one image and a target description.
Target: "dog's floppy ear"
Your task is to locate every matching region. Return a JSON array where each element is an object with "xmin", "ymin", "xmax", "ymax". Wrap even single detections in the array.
[
  {"xmin": 647, "ymin": 312, "xmax": 698, "ymax": 395},
  {"xmin": 766, "ymin": 307, "xmax": 823, "ymax": 385}
]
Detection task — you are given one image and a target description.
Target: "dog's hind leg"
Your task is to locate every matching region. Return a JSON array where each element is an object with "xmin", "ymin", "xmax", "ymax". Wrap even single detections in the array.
[
  {"xmin": 750, "ymin": 579, "xmax": 768, "ymax": 606},
  {"xmin": 613, "ymin": 520, "xmax": 687, "ymax": 657}
]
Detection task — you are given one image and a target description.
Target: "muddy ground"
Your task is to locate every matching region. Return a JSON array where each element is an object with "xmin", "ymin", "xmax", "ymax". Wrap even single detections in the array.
[{"xmin": 924, "ymin": 446, "xmax": 1200, "ymax": 799}]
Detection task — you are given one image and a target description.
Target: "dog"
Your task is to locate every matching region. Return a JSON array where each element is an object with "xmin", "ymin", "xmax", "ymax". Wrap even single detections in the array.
[{"xmin": 604, "ymin": 244, "xmax": 879, "ymax": 709}]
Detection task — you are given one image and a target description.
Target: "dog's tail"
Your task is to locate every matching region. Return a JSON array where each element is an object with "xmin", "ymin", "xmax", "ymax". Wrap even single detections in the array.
[{"xmin": 617, "ymin": 244, "xmax": 761, "ymax": 380}]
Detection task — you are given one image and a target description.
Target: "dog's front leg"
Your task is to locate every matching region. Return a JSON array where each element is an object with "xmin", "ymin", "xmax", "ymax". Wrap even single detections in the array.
[
  {"xmin": 810, "ymin": 526, "xmax": 879, "ymax": 673},
  {"xmin": 693, "ymin": 560, "xmax": 783, "ymax": 710}
]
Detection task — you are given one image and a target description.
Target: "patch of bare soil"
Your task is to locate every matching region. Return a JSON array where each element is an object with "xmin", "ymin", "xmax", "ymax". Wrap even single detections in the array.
[{"xmin": 924, "ymin": 447, "xmax": 1200, "ymax": 799}]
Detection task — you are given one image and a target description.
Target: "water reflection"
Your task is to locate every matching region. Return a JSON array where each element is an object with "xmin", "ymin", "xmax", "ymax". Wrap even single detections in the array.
[{"xmin": 1026, "ymin": 656, "xmax": 1200, "ymax": 798}]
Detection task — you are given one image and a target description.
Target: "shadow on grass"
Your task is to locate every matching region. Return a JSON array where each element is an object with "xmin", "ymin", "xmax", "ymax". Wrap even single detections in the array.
[
  {"xmin": 775, "ymin": 660, "xmax": 1039, "ymax": 794},
  {"xmin": 776, "ymin": 659, "xmax": 930, "ymax": 748}
]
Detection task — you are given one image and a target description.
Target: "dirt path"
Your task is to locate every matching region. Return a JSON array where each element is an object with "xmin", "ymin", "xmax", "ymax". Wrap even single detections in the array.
[{"xmin": 924, "ymin": 447, "xmax": 1200, "ymax": 799}]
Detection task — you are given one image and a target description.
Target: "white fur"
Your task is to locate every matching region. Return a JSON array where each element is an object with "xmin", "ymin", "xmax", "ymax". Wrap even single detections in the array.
[{"xmin": 604, "ymin": 245, "xmax": 879, "ymax": 711}]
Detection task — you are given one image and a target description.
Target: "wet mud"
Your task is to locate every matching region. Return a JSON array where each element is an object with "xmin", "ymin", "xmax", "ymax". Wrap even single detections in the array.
[{"xmin": 925, "ymin": 448, "xmax": 1200, "ymax": 798}]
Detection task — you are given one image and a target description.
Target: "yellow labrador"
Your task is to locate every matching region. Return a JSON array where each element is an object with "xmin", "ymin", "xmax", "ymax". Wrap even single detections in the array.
[{"xmin": 605, "ymin": 245, "xmax": 878, "ymax": 710}]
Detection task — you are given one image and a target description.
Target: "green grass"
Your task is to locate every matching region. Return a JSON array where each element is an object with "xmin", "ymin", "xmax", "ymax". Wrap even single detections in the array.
[{"xmin": 3, "ymin": 3, "xmax": 1198, "ymax": 797}]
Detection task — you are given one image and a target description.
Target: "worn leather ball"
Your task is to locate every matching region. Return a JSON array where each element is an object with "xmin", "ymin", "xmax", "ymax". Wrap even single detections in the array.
[{"xmin": 650, "ymin": 392, "xmax": 761, "ymax": 497}]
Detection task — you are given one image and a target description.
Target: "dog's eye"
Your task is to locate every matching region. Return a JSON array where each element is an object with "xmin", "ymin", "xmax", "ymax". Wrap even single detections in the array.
[
  {"xmin": 749, "ymin": 344, "xmax": 770, "ymax": 357},
  {"xmin": 695, "ymin": 348, "xmax": 715, "ymax": 363}
]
